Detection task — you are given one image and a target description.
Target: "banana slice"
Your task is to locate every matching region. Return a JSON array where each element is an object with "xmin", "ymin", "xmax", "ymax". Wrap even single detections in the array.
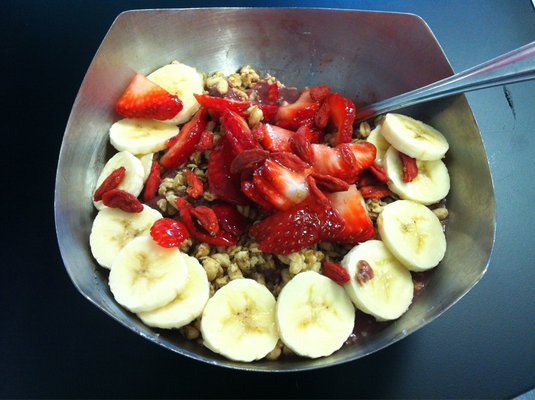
[
  {"xmin": 200, "ymin": 279, "xmax": 278, "ymax": 362},
  {"xmin": 93, "ymin": 151, "xmax": 145, "ymax": 210},
  {"xmin": 341, "ymin": 240, "xmax": 414, "ymax": 321},
  {"xmin": 276, "ymin": 271, "xmax": 355, "ymax": 358},
  {"xmin": 366, "ymin": 124, "xmax": 389, "ymax": 166},
  {"xmin": 89, "ymin": 205, "xmax": 162, "ymax": 269},
  {"xmin": 110, "ymin": 119, "xmax": 179, "ymax": 155},
  {"xmin": 380, "ymin": 113, "xmax": 449, "ymax": 160},
  {"xmin": 138, "ymin": 254, "xmax": 209, "ymax": 329},
  {"xmin": 137, "ymin": 153, "xmax": 154, "ymax": 183},
  {"xmin": 378, "ymin": 200, "xmax": 446, "ymax": 271},
  {"xmin": 147, "ymin": 62, "xmax": 204, "ymax": 125},
  {"xmin": 384, "ymin": 146, "xmax": 450, "ymax": 205},
  {"xmin": 109, "ymin": 236, "xmax": 189, "ymax": 313}
]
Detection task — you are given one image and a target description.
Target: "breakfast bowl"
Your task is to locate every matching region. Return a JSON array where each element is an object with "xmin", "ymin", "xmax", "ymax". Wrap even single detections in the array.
[{"xmin": 54, "ymin": 8, "xmax": 495, "ymax": 371}]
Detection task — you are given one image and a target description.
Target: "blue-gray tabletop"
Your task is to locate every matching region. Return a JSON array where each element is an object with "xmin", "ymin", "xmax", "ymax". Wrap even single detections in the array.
[{"xmin": 2, "ymin": 0, "xmax": 534, "ymax": 398}]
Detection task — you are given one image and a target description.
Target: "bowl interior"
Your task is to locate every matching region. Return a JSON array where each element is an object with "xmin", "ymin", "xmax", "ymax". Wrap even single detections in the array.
[{"xmin": 55, "ymin": 8, "xmax": 495, "ymax": 371}]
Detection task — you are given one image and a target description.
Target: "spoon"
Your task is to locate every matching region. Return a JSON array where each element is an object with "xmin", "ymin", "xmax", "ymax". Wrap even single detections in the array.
[{"xmin": 355, "ymin": 41, "xmax": 535, "ymax": 122}]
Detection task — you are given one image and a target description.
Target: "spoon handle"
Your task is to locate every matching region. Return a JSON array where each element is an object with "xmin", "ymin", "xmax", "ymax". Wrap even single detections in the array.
[{"xmin": 355, "ymin": 41, "xmax": 535, "ymax": 122}]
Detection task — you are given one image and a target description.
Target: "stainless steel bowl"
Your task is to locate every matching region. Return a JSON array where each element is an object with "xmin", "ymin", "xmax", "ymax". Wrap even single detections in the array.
[{"xmin": 54, "ymin": 8, "xmax": 495, "ymax": 371}]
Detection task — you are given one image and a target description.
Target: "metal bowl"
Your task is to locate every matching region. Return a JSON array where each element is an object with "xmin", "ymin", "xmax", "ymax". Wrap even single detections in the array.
[{"xmin": 54, "ymin": 8, "xmax": 495, "ymax": 371}]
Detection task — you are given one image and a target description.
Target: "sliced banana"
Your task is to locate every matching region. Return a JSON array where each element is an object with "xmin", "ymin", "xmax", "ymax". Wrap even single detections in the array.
[
  {"xmin": 276, "ymin": 271, "xmax": 355, "ymax": 358},
  {"xmin": 147, "ymin": 62, "xmax": 204, "ymax": 125},
  {"xmin": 380, "ymin": 113, "xmax": 449, "ymax": 160},
  {"xmin": 138, "ymin": 254, "xmax": 209, "ymax": 329},
  {"xmin": 384, "ymin": 146, "xmax": 450, "ymax": 205},
  {"xmin": 341, "ymin": 240, "xmax": 414, "ymax": 321},
  {"xmin": 93, "ymin": 151, "xmax": 145, "ymax": 210},
  {"xmin": 110, "ymin": 118, "xmax": 179, "ymax": 155},
  {"xmin": 89, "ymin": 205, "xmax": 162, "ymax": 269},
  {"xmin": 137, "ymin": 153, "xmax": 154, "ymax": 183},
  {"xmin": 200, "ymin": 278, "xmax": 278, "ymax": 362},
  {"xmin": 378, "ymin": 200, "xmax": 446, "ymax": 271},
  {"xmin": 109, "ymin": 236, "xmax": 189, "ymax": 313},
  {"xmin": 366, "ymin": 124, "xmax": 389, "ymax": 166}
]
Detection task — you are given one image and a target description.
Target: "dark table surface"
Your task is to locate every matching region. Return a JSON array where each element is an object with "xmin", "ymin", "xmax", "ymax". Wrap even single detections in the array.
[{"xmin": 3, "ymin": 0, "xmax": 535, "ymax": 398}]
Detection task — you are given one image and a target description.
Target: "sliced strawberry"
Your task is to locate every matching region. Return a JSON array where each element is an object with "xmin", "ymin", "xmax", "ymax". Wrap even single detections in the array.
[
  {"xmin": 253, "ymin": 123, "xmax": 295, "ymax": 152},
  {"xmin": 207, "ymin": 136, "xmax": 248, "ymax": 205},
  {"xmin": 241, "ymin": 180, "xmax": 276, "ymax": 211},
  {"xmin": 347, "ymin": 142, "xmax": 377, "ymax": 174},
  {"xmin": 194, "ymin": 94, "xmax": 278, "ymax": 123},
  {"xmin": 212, "ymin": 203, "xmax": 249, "ymax": 237},
  {"xmin": 309, "ymin": 143, "xmax": 357, "ymax": 183},
  {"xmin": 116, "ymin": 74, "xmax": 183, "ymax": 120},
  {"xmin": 309, "ymin": 84, "xmax": 331, "ymax": 102},
  {"xmin": 325, "ymin": 93, "xmax": 356, "ymax": 145},
  {"xmin": 220, "ymin": 110, "xmax": 260, "ymax": 154},
  {"xmin": 160, "ymin": 108, "xmax": 208, "ymax": 169},
  {"xmin": 275, "ymin": 88, "xmax": 320, "ymax": 130},
  {"xmin": 369, "ymin": 162, "xmax": 389, "ymax": 183},
  {"xmin": 325, "ymin": 185, "xmax": 375, "ymax": 244},
  {"xmin": 253, "ymin": 154, "xmax": 313, "ymax": 210},
  {"xmin": 266, "ymin": 83, "xmax": 279, "ymax": 104},
  {"xmin": 249, "ymin": 196, "xmax": 342, "ymax": 255}
]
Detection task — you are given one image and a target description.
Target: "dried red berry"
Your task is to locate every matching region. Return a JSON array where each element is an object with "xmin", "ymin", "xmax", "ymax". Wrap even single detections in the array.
[
  {"xmin": 360, "ymin": 185, "xmax": 392, "ymax": 199},
  {"xmin": 150, "ymin": 218, "xmax": 189, "ymax": 248},
  {"xmin": 142, "ymin": 162, "xmax": 160, "ymax": 202},
  {"xmin": 369, "ymin": 162, "xmax": 389, "ymax": 183},
  {"xmin": 322, "ymin": 261, "xmax": 350, "ymax": 285},
  {"xmin": 399, "ymin": 152, "xmax": 418, "ymax": 182},
  {"xmin": 183, "ymin": 170, "xmax": 204, "ymax": 199},
  {"xmin": 190, "ymin": 205, "xmax": 219, "ymax": 236},
  {"xmin": 93, "ymin": 167, "xmax": 126, "ymax": 201},
  {"xmin": 102, "ymin": 189, "xmax": 143, "ymax": 213}
]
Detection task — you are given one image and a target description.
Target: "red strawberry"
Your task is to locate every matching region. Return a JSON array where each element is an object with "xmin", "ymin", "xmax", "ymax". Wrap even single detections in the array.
[
  {"xmin": 249, "ymin": 196, "xmax": 342, "ymax": 255},
  {"xmin": 325, "ymin": 93, "xmax": 356, "ymax": 145},
  {"xmin": 253, "ymin": 123, "xmax": 295, "ymax": 152},
  {"xmin": 347, "ymin": 142, "xmax": 377, "ymax": 174},
  {"xmin": 195, "ymin": 130, "xmax": 215, "ymax": 151},
  {"xmin": 241, "ymin": 180, "xmax": 276, "ymax": 211},
  {"xmin": 220, "ymin": 110, "xmax": 260, "ymax": 154},
  {"xmin": 325, "ymin": 185, "xmax": 375, "ymax": 243},
  {"xmin": 193, "ymin": 94, "xmax": 278, "ymax": 123},
  {"xmin": 212, "ymin": 203, "xmax": 249, "ymax": 237},
  {"xmin": 160, "ymin": 108, "xmax": 208, "ymax": 169},
  {"xmin": 253, "ymin": 154, "xmax": 313, "ymax": 210},
  {"xmin": 207, "ymin": 136, "xmax": 249, "ymax": 205},
  {"xmin": 116, "ymin": 74, "xmax": 183, "ymax": 120},
  {"xmin": 266, "ymin": 83, "xmax": 279, "ymax": 104},
  {"xmin": 275, "ymin": 88, "xmax": 320, "ymax": 130},
  {"xmin": 150, "ymin": 218, "xmax": 189, "ymax": 248}
]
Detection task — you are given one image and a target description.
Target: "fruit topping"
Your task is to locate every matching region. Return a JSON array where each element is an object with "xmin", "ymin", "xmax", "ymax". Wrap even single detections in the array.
[
  {"xmin": 150, "ymin": 218, "xmax": 189, "ymax": 248},
  {"xmin": 93, "ymin": 167, "xmax": 126, "ymax": 202},
  {"xmin": 116, "ymin": 73, "xmax": 183, "ymax": 120},
  {"xmin": 322, "ymin": 261, "xmax": 351, "ymax": 285},
  {"xmin": 102, "ymin": 189, "xmax": 144, "ymax": 213},
  {"xmin": 142, "ymin": 162, "xmax": 161, "ymax": 202},
  {"xmin": 183, "ymin": 170, "xmax": 204, "ymax": 199}
]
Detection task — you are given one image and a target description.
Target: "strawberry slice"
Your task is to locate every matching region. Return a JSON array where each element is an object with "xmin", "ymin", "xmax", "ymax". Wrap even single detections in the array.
[
  {"xmin": 275, "ymin": 88, "xmax": 320, "ymax": 130},
  {"xmin": 325, "ymin": 185, "xmax": 375, "ymax": 243},
  {"xmin": 253, "ymin": 123, "xmax": 295, "ymax": 152},
  {"xmin": 241, "ymin": 180, "xmax": 276, "ymax": 211},
  {"xmin": 253, "ymin": 154, "xmax": 313, "ymax": 210},
  {"xmin": 116, "ymin": 74, "xmax": 183, "ymax": 120},
  {"xmin": 194, "ymin": 94, "xmax": 278, "ymax": 123},
  {"xmin": 160, "ymin": 108, "xmax": 208, "ymax": 169},
  {"xmin": 220, "ymin": 110, "xmax": 260, "ymax": 154},
  {"xmin": 249, "ymin": 196, "xmax": 342, "ymax": 255},
  {"xmin": 212, "ymin": 203, "xmax": 249, "ymax": 237},
  {"xmin": 325, "ymin": 93, "xmax": 356, "ymax": 145},
  {"xmin": 207, "ymin": 136, "xmax": 249, "ymax": 205}
]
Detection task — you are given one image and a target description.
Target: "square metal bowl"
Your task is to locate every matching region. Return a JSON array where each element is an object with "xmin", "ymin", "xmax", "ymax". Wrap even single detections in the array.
[{"xmin": 54, "ymin": 8, "xmax": 495, "ymax": 371}]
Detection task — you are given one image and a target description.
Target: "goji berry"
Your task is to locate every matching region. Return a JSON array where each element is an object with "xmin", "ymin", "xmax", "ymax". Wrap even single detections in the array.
[
  {"xmin": 150, "ymin": 218, "xmax": 189, "ymax": 248},
  {"xmin": 309, "ymin": 84, "xmax": 331, "ymax": 102},
  {"xmin": 93, "ymin": 167, "xmax": 126, "ymax": 201},
  {"xmin": 102, "ymin": 189, "xmax": 143, "ymax": 213},
  {"xmin": 399, "ymin": 152, "xmax": 418, "ymax": 182},
  {"xmin": 322, "ymin": 261, "xmax": 350, "ymax": 285},
  {"xmin": 142, "ymin": 162, "xmax": 160, "ymax": 202},
  {"xmin": 309, "ymin": 173, "xmax": 349, "ymax": 192},
  {"xmin": 183, "ymin": 170, "xmax": 204, "ymax": 199},
  {"xmin": 190, "ymin": 205, "xmax": 219, "ymax": 236},
  {"xmin": 369, "ymin": 162, "xmax": 389, "ymax": 183}
]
